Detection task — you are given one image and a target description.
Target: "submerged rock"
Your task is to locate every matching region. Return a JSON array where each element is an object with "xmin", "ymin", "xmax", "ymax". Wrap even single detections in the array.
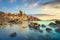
[
  {"xmin": 55, "ymin": 28, "xmax": 60, "ymax": 33},
  {"xmin": 41, "ymin": 24, "xmax": 46, "ymax": 27},
  {"xmin": 46, "ymin": 28, "xmax": 52, "ymax": 32},
  {"xmin": 39, "ymin": 29, "xmax": 43, "ymax": 33},
  {"xmin": 55, "ymin": 20, "xmax": 60, "ymax": 24},
  {"xmin": 29, "ymin": 22, "xmax": 40, "ymax": 30},
  {"xmin": 10, "ymin": 32, "xmax": 17, "ymax": 37}
]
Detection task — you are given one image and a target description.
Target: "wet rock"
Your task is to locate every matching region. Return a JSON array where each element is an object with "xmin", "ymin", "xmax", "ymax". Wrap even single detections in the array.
[
  {"xmin": 29, "ymin": 22, "xmax": 40, "ymax": 30},
  {"xmin": 10, "ymin": 32, "xmax": 17, "ymax": 37},
  {"xmin": 22, "ymin": 26, "xmax": 27, "ymax": 29},
  {"xmin": 41, "ymin": 24, "xmax": 46, "ymax": 27},
  {"xmin": 39, "ymin": 29, "xmax": 43, "ymax": 33},
  {"xmin": 49, "ymin": 22, "xmax": 57, "ymax": 28},
  {"xmin": 0, "ymin": 23, "xmax": 2, "ymax": 25},
  {"xmin": 55, "ymin": 20, "xmax": 60, "ymax": 24},
  {"xmin": 29, "ymin": 23, "xmax": 34, "ymax": 28},
  {"xmin": 8, "ymin": 20, "xmax": 16, "ymax": 23},
  {"xmin": 46, "ymin": 28, "xmax": 52, "ymax": 32},
  {"xmin": 49, "ymin": 22, "xmax": 56, "ymax": 26},
  {"xmin": 55, "ymin": 28, "xmax": 60, "ymax": 33}
]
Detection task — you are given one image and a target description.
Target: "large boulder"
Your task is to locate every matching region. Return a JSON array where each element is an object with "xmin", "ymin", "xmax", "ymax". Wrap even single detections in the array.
[
  {"xmin": 55, "ymin": 28, "xmax": 60, "ymax": 33},
  {"xmin": 41, "ymin": 24, "xmax": 46, "ymax": 27},
  {"xmin": 8, "ymin": 20, "xmax": 16, "ymax": 23},
  {"xmin": 49, "ymin": 22, "xmax": 56, "ymax": 26},
  {"xmin": 49, "ymin": 22, "xmax": 57, "ymax": 28},
  {"xmin": 39, "ymin": 29, "xmax": 43, "ymax": 33},
  {"xmin": 46, "ymin": 28, "xmax": 52, "ymax": 32},
  {"xmin": 29, "ymin": 22, "xmax": 40, "ymax": 30},
  {"xmin": 49, "ymin": 20, "xmax": 60, "ymax": 28},
  {"xmin": 55, "ymin": 20, "xmax": 60, "ymax": 24},
  {"xmin": 10, "ymin": 32, "xmax": 17, "ymax": 37}
]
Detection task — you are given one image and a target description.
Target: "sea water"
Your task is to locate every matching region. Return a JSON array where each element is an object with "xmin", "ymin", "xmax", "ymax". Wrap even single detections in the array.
[{"xmin": 0, "ymin": 21, "xmax": 60, "ymax": 40}]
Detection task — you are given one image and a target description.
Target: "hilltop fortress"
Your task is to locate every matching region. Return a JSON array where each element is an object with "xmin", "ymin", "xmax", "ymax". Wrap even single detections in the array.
[{"xmin": 0, "ymin": 10, "xmax": 41, "ymax": 24}]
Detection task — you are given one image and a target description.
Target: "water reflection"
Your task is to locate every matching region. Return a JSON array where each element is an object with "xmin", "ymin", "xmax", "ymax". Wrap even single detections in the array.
[{"xmin": 0, "ymin": 21, "xmax": 60, "ymax": 40}]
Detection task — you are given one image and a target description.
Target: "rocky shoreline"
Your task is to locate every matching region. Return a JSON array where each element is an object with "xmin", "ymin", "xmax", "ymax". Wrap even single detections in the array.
[{"xmin": 0, "ymin": 10, "xmax": 41, "ymax": 25}]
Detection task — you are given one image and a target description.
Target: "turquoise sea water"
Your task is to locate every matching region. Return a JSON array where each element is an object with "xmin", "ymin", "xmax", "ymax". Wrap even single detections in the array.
[{"xmin": 0, "ymin": 21, "xmax": 60, "ymax": 40}]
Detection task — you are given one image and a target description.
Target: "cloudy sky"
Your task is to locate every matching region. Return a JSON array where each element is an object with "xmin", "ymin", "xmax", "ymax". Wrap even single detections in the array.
[
  {"xmin": 0, "ymin": 0, "xmax": 60, "ymax": 15},
  {"xmin": 0, "ymin": 0, "xmax": 60, "ymax": 20}
]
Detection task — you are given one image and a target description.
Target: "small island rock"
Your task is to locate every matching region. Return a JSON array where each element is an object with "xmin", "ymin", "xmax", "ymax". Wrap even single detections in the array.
[
  {"xmin": 46, "ymin": 28, "xmax": 52, "ymax": 32},
  {"xmin": 29, "ymin": 22, "xmax": 40, "ymax": 30},
  {"xmin": 10, "ymin": 32, "xmax": 17, "ymax": 37},
  {"xmin": 55, "ymin": 28, "xmax": 60, "ymax": 33}
]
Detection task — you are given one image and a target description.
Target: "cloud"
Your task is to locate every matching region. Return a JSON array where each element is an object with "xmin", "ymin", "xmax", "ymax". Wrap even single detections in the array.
[
  {"xmin": 24, "ymin": 0, "xmax": 39, "ymax": 9},
  {"xmin": 9, "ymin": 0, "xmax": 16, "ymax": 3},
  {"xmin": 43, "ymin": 0, "xmax": 60, "ymax": 5},
  {"xmin": 30, "ymin": 14, "xmax": 54, "ymax": 16},
  {"xmin": 27, "ymin": 2, "xmax": 39, "ymax": 9},
  {"xmin": 39, "ymin": 5, "xmax": 60, "ymax": 15},
  {"xmin": 28, "ymin": 0, "xmax": 60, "ymax": 15},
  {"xmin": 36, "ymin": 0, "xmax": 60, "ymax": 15},
  {"xmin": 38, "ymin": 15, "xmax": 60, "ymax": 20},
  {"xmin": 22, "ymin": 0, "xmax": 27, "ymax": 3}
]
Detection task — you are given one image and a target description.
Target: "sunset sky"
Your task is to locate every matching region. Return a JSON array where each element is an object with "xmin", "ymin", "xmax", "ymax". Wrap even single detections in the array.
[{"xmin": 0, "ymin": 0, "xmax": 60, "ymax": 20}]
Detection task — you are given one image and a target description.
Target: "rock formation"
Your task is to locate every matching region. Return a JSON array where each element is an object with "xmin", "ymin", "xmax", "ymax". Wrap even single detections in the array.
[
  {"xmin": 29, "ymin": 22, "xmax": 40, "ymax": 30},
  {"xmin": 55, "ymin": 20, "xmax": 60, "ymax": 24},
  {"xmin": 55, "ymin": 28, "xmax": 60, "ymax": 33},
  {"xmin": 0, "ymin": 10, "xmax": 41, "ymax": 24},
  {"xmin": 46, "ymin": 28, "xmax": 52, "ymax": 32}
]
